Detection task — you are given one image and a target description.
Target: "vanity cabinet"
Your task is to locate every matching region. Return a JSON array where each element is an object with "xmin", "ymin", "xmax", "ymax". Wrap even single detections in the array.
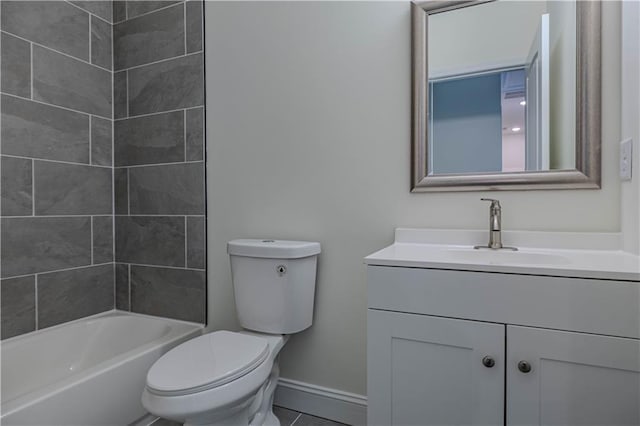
[
  {"xmin": 507, "ymin": 326, "xmax": 640, "ymax": 426},
  {"xmin": 367, "ymin": 266, "xmax": 640, "ymax": 426},
  {"xmin": 367, "ymin": 310, "xmax": 505, "ymax": 426}
]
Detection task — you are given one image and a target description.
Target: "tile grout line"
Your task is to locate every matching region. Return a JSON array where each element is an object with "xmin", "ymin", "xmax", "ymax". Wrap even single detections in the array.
[
  {"xmin": 112, "ymin": 263, "xmax": 116, "ymax": 311},
  {"xmin": 2, "ymin": 154, "xmax": 112, "ymax": 169},
  {"xmin": 126, "ymin": 70, "xmax": 129, "ymax": 118},
  {"xmin": 30, "ymin": 42, "xmax": 33, "ymax": 99},
  {"xmin": 31, "ymin": 159, "xmax": 35, "ymax": 216},
  {"xmin": 111, "ymin": 19, "xmax": 116, "ymax": 311},
  {"xmin": 89, "ymin": 115, "xmax": 93, "ymax": 165},
  {"xmin": 127, "ymin": 168, "xmax": 131, "ymax": 214},
  {"xmin": 2, "ymin": 214, "xmax": 194, "ymax": 219},
  {"xmin": 184, "ymin": 1, "xmax": 187, "ymax": 54},
  {"xmin": 116, "ymin": 50, "xmax": 201, "ymax": 73},
  {"xmin": 114, "ymin": 160, "xmax": 204, "ymax": 169},
  {"xmin": 90, "ymin": 216, "xmax": 94, "ymax": 264},
  {"xmin": 115, "ymin": 214, "xmax": 205, "ymax": 217},
  {"xmin": 3, "ymin": 214, "xmax": 113, "ymax": 219},
  {"xmin": 184, "ymin": 109, "xmax": 187, "ymax": 161},
  {"xmin": 128, "ymin": 264, "xmax": 131, "ymax": 311},
  {"xmin": 3, "ymin": 262, "xmax": 114, "ymax": 281},
  {"xmin": 114, "ymin": 105, "xmax": 204, "ymax": 122},
  {"xmin": 34, "ymin": 275, "xmax": 39, "ymax": 330},
  {"xmin": 123, "ymin": 2, "xmax": 184, "ymax": 24},
  {"xmin": 63, "ymin": 1, "xmax": 112, "ymax": 26},
  {"xmin": 290, "ymin": 413, "xmax": 303, "ymax": 426},
  {"xmin": 127, "ymin": 262, "xmax": 205, "ymax": 272},
  {"xmin": 185, "ymin": 216, "xmax": 188, "ymax": 267},
  {"xmin": 110, "ymin": 9, "xmax": 114, "ymax": 71},
  {"xmin": 1, "ymin": 30, "xmax": 112, "ymax": 74},
  {"xmin": 88, "ymin": 14, "xmax": 92, "ymax": 64},
  {"xmin": 1, "ymin": 92, "xmax": 107, "ymax": 120}
]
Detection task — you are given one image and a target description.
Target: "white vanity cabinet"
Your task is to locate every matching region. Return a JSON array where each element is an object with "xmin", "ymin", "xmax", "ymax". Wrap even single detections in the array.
[
  {"xmin": 367, "ymin": 310, "xmax": 505, "ymax": 426},
  {"xmin": 506, "ymin": 326, "xmax": 640, "ymax": 426},
  {"xmin": 366, "ymin": 265, "xmax": 640, "ymax": 426}
]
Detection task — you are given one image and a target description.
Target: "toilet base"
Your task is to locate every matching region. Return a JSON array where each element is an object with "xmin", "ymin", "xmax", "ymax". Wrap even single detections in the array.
[{"xmin": 183, "ymin": 360, "xmax": 281, "ymax": 426}]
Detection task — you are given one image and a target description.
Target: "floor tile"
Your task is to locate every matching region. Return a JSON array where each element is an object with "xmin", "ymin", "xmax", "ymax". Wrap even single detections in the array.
[
  {"xmin": 295, "ymin": 413, "xmax": 349, "ymax": 426},
  {"xmin": 151, "ymin": 418, "xmax": 182, "ymax": 426},
  {"xmin": 274, "ymin": 406, "xmax": 301, "ymax": 426}
]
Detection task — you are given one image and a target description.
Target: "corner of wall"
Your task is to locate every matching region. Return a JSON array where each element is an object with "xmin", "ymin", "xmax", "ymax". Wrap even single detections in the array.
[{"xmin": 621, "ymin": 0, "xmax": 640, "ymax": 255}]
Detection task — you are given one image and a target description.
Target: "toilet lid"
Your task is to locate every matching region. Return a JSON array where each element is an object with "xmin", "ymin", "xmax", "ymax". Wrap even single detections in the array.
[{"xmin": 146, "ymin": 331, "xmax": 270, "ymax": 396}]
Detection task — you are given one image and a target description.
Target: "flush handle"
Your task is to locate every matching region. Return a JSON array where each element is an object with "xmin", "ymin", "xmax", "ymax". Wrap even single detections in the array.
[{"xmin": 482, "ymin": 356, "xmax": 495, "ymax": 368}]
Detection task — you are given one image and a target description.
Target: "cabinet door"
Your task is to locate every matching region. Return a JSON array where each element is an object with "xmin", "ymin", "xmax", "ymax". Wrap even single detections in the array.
[
  {"xmin": 507, "ymin": 326, "xmax": 640, "ymax": 426},
  {"xmin": 368, "ymin": 310, "xmax": 505, "ymax": 426}
]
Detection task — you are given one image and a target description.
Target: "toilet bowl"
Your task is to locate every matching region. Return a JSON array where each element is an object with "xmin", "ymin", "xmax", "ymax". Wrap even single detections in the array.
[
  {"xmin": 142, "ymin": 239, "xmax": 320, "ymax": 426},
  {"xmin": 142, "ymin": 331, "xmax": 287, "ymax": 426}
]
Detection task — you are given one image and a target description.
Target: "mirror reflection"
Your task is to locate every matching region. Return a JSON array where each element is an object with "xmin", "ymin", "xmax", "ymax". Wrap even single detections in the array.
[{"xmin": 426, "ymin": 1, "xmax": 576, "ymax": 175}]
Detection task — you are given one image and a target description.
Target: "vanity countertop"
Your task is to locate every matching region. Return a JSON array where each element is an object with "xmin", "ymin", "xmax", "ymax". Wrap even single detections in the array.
[{"xmin": 364, "ymin": 228, "xmax": 640, "ymax": 282}]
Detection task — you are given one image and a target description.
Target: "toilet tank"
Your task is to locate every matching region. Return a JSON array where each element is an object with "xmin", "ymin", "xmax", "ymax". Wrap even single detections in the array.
[{"xmin": 227, "ymin": 239, "xmax": 321, "ymax": 334}]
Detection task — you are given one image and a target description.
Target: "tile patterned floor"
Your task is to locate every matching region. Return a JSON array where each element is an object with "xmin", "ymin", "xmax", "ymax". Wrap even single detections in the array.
[
  {"xmin": 149, "ymin": 419, "xmax": 181, "ymax": 426},
  {"xmin": 149, "ymin": 406, "xmax": 349, "ymax": 426},
  {"xmin": 273, "ymin": 406, "xmax": 349, "ymax": 426}
]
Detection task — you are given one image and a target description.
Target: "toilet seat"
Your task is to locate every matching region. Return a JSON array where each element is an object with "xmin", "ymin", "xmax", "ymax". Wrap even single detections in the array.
[{"xmin": 146, "ymin": 331, "xmax": 270, "ymax": 397}]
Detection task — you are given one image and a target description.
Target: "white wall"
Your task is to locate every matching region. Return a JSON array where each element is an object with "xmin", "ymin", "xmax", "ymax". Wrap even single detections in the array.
[
  {"xmin": 502, "ymin": 133, "xmax": 525, "ymax": 172},
  {"xmin": 548, "ymin": 0, "xmax": 577, "ymax": 170},
  {"xmin": 205, "ymin": 1, "xmax": 621, "ymax": 396},
  {"xmin": 621, "ymin": 1, "xmax": 640, "ymax": 255},
  {"xmin": 428, "ymin": 1, "xmax": 547, "ymax": 77}
]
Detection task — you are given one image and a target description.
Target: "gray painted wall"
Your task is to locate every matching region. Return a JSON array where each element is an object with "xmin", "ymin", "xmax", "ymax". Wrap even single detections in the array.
[{"xmin": 0, "ymin": 0, "xmax": 207, "ymax": 339}]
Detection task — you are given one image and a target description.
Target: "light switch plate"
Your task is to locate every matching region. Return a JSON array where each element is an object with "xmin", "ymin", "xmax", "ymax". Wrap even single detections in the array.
[{"xmin": 620, "ymin": 138, "xmax": 633, "ymax": 181}]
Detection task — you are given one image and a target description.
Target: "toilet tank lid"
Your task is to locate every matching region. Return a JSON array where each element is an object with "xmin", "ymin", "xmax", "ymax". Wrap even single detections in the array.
[{"xmin": 228, "ymin": 239, "xmax": 321, "ymax": 259}]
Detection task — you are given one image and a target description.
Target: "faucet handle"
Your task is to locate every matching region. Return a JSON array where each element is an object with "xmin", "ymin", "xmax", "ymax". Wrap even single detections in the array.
[{"xmin": 480, "ymin": 198, "xmax": 501, "ymax": 208}]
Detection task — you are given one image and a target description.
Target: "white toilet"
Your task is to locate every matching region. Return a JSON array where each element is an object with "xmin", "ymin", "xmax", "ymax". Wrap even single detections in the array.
[{"xmin": 142, "ymin": 239, "xmax": 321, "ymax": 426}]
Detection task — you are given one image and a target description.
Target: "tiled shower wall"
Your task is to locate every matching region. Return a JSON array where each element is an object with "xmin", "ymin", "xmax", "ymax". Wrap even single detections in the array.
[
  {"xmin": 0, "ymin": 1, "xmax": 115, "ymax": 339},
  {"xmin": 0, "ymin": 0, "xmax": 206, "ymax": 339},
  {"xmin": 112, "ymin": 0, "xmax": 206, "ymax": 324}
]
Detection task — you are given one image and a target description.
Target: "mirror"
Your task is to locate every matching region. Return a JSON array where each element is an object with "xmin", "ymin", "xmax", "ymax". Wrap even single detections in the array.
[{"xmin": 411, "ymin": 0, "xmax": 601, "ymax": 192}]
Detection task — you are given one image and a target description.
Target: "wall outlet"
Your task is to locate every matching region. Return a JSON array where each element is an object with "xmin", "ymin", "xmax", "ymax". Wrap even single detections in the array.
[{"xmin": 620, "ymin": 138, "xmax": 633, "ymax": 181}]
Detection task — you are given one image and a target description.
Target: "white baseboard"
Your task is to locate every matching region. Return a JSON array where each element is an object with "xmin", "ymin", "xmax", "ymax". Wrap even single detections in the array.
[{"xmin": 274, "ymin": 378, "xmax": 367, "ymax": 425}]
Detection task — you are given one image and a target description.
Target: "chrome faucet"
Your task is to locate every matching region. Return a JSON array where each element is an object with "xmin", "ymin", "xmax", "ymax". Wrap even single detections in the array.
[{"xmin": 474, "ymin": 198, "xmax": 517, "ymax": 251}]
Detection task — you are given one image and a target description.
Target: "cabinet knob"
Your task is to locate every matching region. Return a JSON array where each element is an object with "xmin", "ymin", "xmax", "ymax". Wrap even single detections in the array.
[
  {"xmin": 482, "ymin": 356, "xmax": 495, "ymax": 368},
  {"xmin": 517, "ymin": 360, "xmax": 532, "ymax": 373}
]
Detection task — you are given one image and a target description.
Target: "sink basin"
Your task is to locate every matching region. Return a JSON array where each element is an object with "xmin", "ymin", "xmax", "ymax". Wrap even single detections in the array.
[
  {"xmin": 446, "ymin": 248, "xmax": 571, "ymax": 266},
  {"xmin": 364, "ymin": 228, "xmax": 640, "ymax": 281}
]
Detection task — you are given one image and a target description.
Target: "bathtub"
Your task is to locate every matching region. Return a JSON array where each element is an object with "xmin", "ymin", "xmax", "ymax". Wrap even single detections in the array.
[{"xmin": 1, "ymin": 311, "xmax": 203, "ymax": 425}]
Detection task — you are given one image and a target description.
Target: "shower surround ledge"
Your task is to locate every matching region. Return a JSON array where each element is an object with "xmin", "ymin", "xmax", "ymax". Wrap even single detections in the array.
[{"xmin": 365, "ymin": 228, "xmax": 640, "ymax": 281}]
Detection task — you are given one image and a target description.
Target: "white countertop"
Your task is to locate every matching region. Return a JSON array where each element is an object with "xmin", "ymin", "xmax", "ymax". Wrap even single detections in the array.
[{"xmin": 364, "ymin": 228, "xmax": 640, "ymax": 281}]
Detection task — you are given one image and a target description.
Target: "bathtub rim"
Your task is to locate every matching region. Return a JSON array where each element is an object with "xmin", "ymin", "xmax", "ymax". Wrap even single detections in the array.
[
  {"xmin": 0, "ymin": 309, "xmax": 203, "ymax": 345},
  {"xmin": 1, "ymin": 309, "xmax": 204, "ymax": 418}
]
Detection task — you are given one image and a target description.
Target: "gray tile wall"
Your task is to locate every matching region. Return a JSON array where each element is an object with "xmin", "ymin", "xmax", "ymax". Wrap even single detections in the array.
[
  {"xmin": 0, "ymin": 0, "xmax": 115, "ymax": 339},
  {"xmin": 113, "ymin": 0, "xmax": 206, "ymax": 324},
  {"xmin": 0, "ymin": 0, "xmax": 206, "ymax": 339}
]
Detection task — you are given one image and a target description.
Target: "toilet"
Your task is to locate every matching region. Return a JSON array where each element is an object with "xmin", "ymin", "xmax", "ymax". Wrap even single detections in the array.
[{"xmin": 141, "ymin": 239, "xmax": 321, "ymax": 426}]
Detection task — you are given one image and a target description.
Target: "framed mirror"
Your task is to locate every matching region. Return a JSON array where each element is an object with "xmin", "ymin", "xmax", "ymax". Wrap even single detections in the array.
[{"xmin": 411, "ymin": 0, "xmax": 601, "ymax": 192}]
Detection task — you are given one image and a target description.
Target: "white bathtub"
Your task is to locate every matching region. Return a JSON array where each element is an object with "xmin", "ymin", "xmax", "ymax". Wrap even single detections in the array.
[{"xmin": 1, "ymin": 311, "xmax": 203, "ymax": 425}]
